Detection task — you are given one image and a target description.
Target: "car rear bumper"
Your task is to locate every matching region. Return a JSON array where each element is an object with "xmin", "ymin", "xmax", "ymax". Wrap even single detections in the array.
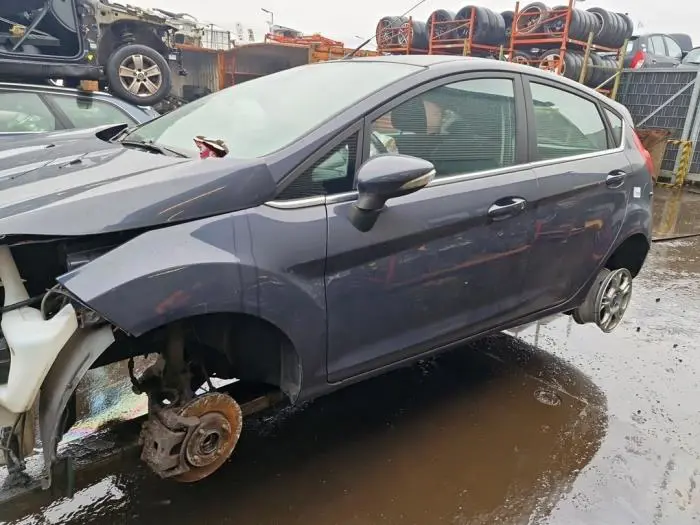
[{"xmin": 0, "ymin": 59, "xmax": 102, "ymax": 80}]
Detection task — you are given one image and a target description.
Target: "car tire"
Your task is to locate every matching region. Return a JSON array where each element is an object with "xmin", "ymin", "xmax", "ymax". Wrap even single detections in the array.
[
  {"xmin": 388, "ymin": 17, "xmax": 429, "ymax": 50},
  {"xmin": 539, "ymin": 49, "xmax": 581, "ymax": 80},
  {"xmin": 511, "ymin": 50, "xmax": 534, "ymax": 66},
  {"xmin": 617, "ymin": 13, "xmax": 634, "ymax": 42},
  {"xmin": 588, "ymin": 51, "xmax": 606, "ymax": 87},
  {"xmin": 455, "ymin": 6, "xmax": 493, "ymax": 44},
  {"xmin": 586, "ymin": 7, "xmax": 612, "ymax": 47},
  {"xmin": 488, "ymin": 9, "xmax": 507, "ymax": 45},
  {"xmin": 516, "ymin": 2, "xmax": 550, "ymax": 35},
  {"xmin": 501, "ymin": 11, "xmax": 515, "ymax": 42},
  {"xmin": 105, "ymin": 44, "xmax": 172, "ymax": 106},
  {"xmin": 376, "ymin": 16, "xmax": 404, "ymax": 46},
  {"xmin": 426, "ymin": 10, "xmax": 456, "ymax": 40}
]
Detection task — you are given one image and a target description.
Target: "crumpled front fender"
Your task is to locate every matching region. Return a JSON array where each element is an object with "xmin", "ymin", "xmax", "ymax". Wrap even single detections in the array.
[{"xmin": 39, "ymin": 325, "xmax": 115, "ymax": 489}]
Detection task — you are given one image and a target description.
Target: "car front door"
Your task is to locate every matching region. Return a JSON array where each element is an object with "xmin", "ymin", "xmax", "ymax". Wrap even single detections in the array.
[
  {"xmin": 323, "ymin": 74, "xmax": 539, "ymax": 382},
  {"xmin": 522, "ymin": 77, "xmax": 630, "ymax": 313},
  {"xmin": 648, "ymin": 34, "xmax": 675, "ymax": 67},
  {"xmin": 663, "ymin": 36, "xmax": 683, "ymax": 66}
]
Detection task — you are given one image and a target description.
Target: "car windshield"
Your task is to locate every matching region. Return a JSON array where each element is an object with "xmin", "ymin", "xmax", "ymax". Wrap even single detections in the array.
[
  {"xmin": 121, "ymin": 61, "xmax": 421, "ymax": 158},
  {"xmin": 684, "ymin": 48, "xmax": 700, "ymax": 64}
]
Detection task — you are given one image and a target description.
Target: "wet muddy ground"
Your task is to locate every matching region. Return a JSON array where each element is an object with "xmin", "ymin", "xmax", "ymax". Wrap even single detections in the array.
[{"xmin": 2, "ymin": 187, "xmax": 700, "ymax": 524}]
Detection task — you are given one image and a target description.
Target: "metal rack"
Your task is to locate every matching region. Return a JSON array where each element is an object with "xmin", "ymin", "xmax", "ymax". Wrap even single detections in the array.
[
  {"xmin": 508, "ymin": 0, "xmax": 626, "ymax": 97},
  {"xmin": 427, "ymin": 10, "xmax": 504, "ymax": 58}
]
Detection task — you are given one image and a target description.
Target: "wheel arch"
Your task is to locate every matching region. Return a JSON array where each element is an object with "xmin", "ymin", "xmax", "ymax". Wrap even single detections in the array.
[
  {"xmin": 97, "ymin": 20, "xmax": 169, "ymax": 65},
  {"xmin": 604, "ymin": 232, "xmax": 651, "ymax": 277},
  {"xmin": 138, "ymin": 311, "xmax": 303, "ymax": 402}
]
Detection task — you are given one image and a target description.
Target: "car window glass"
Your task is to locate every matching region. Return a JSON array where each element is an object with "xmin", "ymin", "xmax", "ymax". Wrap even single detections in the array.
[
  {"xmin": 626, "ymin": 39, "xmax": 637, "ymax": 54},
  {"xmin": 276, "ymin": 133, "xmax": 358, "ymax": 200},
  {"xmin": 369, "ymin": 78, "xmax": 517, "ymax": 178},
  {"xmin": 650, "ymin": 35, "xmax": 667, "ymax": 55},
  {"xmin": 530, "ymin": 82, "xmax": 608, "ymax": 161},
  {"xmin": 664, "ymin": 37, "xmax": 683, "ymax": 59},
  {"xmin": 47, "ymin": 94, "xmax": 135, "ymax": 129},
  {"xmin": 0, "ymin": 92, "xmax": 56, "ymax": 133},
  {"xmin": 605, "ymin": 109, "xmax": 624, "ymax": 147},
  {"xmin": 124, "ymin": 61, "xmax": 421, "ymax": 159},
  {"xmin": 685, "ymin": 48, "xmax": 700, "ymax": 64}
]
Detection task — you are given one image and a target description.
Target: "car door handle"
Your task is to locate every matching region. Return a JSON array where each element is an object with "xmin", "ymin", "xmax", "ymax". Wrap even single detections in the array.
[
  {"xmin": 606, "ymin": 170, "xmax": 627, "ymax": 188},
  {"xmin": 488, "ymin": 197, "xmax": 527, "ymax": 221}
]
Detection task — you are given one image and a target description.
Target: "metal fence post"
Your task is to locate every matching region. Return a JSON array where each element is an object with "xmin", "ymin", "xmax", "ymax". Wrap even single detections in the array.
[{"xmin": 673, "ymin": 69, "xmax": 700, "ymax": 181}]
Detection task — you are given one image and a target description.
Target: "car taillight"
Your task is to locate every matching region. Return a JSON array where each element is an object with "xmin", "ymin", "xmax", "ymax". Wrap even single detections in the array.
[
  {"xmin": 630, "ymin": 50, "xmax": 646, "ymax": 69},
  {"xmin": 633, "ymin": 131, "xmax": 655, "ymax": 177}
]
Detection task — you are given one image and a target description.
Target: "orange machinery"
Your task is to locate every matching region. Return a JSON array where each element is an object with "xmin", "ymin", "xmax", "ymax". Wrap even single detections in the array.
[{"xmin": 265, "ymin": 32, "xmax": 379, "ymax": 61}]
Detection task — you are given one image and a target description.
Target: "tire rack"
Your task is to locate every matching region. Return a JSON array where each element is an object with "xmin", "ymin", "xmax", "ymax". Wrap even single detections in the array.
[
  {"xmin": 427, "ymin": 10, "xmax": 504, "ymax": 58},
  {"xmin": 508, "ymin": 0, "xmax": 626, "ymax": 98},
  {"xmin": 376, "ymin": 17, "xmax": 428, "ymax": 55}
]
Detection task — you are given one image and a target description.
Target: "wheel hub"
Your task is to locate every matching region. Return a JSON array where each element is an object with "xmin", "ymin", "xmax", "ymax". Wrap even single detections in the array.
[
  {"xmin": 185, "ymin": 412, "xmax": 232, "ymax": 468},
  {"xmin": 595, "ymin": 268, "xmax": 633, "ymax": 333},
  {"xmin": 140, "ymin": 392, "xmax": 242, "ymax": 482},
  {"xmin": 118, "ymin": 53, "xmax": 162, "ymax": 97}
]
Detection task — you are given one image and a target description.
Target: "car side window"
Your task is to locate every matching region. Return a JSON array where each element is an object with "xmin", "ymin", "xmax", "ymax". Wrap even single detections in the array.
[
  {"xmin": 369, "ymin": 78, "xmax": 517, "ymax": 178},
  {"xmin": 530, "ymin": 82, "xmax": 608, "ymax": 161},
  {"xmin": 0, "ymin": 92, "xmax": 56, "ymax": 133},
  {"xmin": 664, "ymin": 37, "xmax": 683, "ymax": 60},
  {"xmin": 650, "ymin": 35, "xmax": 667, "ymax": 56},
  {"xmin": 604, "ymin": 109, "xmax": 624, "ymax": 147},
  {"xmin": 276, "ymin": 133, "xmax": 359, "ymax": 200},
  {"xmin": 46, "ymin": 94, "xmax": 136, "ymax": 129}
]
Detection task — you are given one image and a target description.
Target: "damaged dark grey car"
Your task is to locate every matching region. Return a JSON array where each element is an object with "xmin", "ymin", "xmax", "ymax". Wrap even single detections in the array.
[{"xmin": 0, "ymin": 56, "xmax": 653, "ymax": 490}]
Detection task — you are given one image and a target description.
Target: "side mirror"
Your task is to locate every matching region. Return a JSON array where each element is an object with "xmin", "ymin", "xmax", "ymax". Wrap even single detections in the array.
[{"xmin": 349, "ymin": 154, "xmax": 435, "ymax": 232}]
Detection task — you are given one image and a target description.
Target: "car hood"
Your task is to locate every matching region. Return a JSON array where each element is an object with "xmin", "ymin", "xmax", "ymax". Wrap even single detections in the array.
[{"xmin": 0, "ymin": 127, "xmax": 277, "ymax": 237}]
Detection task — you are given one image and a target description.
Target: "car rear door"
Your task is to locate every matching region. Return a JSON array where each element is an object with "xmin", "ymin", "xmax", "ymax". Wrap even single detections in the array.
[
  {"xmin": 522, "ymin": 77, "xmax": 631, "ymax": 313},
  {"xmin": 323, "ymin": 73, "xmax": 539, "ymax": 382}
]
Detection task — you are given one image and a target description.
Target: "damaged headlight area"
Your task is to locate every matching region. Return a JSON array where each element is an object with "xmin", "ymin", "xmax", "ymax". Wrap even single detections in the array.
[{"xmin": 0, "ymin": 237, "xmax": 119, "ymax": 330}]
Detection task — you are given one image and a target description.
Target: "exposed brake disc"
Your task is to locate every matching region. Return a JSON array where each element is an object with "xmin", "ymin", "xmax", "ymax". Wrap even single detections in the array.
[
  {"xmin": 140, "ymin": 392, "xmax": 242, "ymax": 482},
  {"xmin": 174, "ymin": 392, "xmax": 242, "ymax": 482}
]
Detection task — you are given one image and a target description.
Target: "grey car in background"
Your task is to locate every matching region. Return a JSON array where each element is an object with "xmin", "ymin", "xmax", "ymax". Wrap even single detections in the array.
[
  {"xmin": 0, "ymin": 56, "xmax": 653, "ymax": 491},
  {"xmin": 624, "ymin": 33, "xmax": 685, "ymax": 68},
  {"xmin": 0, "ymin": 82, "xmax": 158, "ymax": 137}
]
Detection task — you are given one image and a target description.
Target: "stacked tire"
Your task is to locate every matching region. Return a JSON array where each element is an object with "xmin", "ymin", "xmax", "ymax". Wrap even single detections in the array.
[
  {"xmin": 454, "ymin": 6, "xmax": 507, "ymax": 45},
  {"xmin": 426, "ymin": 9, "xmax": 457, "ymax": 40},
  {"xmin": 586, "ymin": 8, "xmax": 633, "ymax": 48},
  {"xmin": 543, "ymin": 7, "xmax": 600, "ymax": 41},
  {"xmin": 536, "ymin": 49, "xmax": 619, "ymax": 88},
  {"xmin": 376, "ymin": 16, "xmax": 429, "ymax": 50}
]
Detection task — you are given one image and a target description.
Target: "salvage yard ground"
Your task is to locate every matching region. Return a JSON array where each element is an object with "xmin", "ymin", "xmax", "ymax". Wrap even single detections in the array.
[{"xmin": 1, "ymin": 187, "xmax": 699, "ymax": 524}]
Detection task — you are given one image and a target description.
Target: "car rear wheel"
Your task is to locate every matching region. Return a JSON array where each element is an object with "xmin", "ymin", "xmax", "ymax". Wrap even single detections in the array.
[
  {"xmin": 105, "ymin": 44, "xmax": 172, "ymax": 106},
  {"xmin": 572, "ymin": 267, "xmax": 633, "ymax": 332}
]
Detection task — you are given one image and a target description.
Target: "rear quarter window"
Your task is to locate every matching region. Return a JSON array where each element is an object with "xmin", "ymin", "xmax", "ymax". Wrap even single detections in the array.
[
  {"xmin": 604, "ymin": 109, "xmax": 624, "ymax": 147},
  {"xmin": 529, "ymin": 82, "xmax": 608, "ymax": 161}
]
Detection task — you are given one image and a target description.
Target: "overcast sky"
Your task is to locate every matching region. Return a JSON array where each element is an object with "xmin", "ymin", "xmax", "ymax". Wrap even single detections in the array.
[{"xmin": 130, "ymin": 0, "xmax": 698, "ymax": 50}]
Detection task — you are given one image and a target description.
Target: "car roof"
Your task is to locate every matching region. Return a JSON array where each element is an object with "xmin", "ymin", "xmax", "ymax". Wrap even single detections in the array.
[
  {"xmin": 0, "ymin": 81, "xmax": 115, "ymax": 98},
  {"xmin": 348, "ymin": 55, "xmax": 627, "ymax": 113},
  {"xmin": 0, "ymin": 82, "xmax": 153, "ymax": 111}
]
